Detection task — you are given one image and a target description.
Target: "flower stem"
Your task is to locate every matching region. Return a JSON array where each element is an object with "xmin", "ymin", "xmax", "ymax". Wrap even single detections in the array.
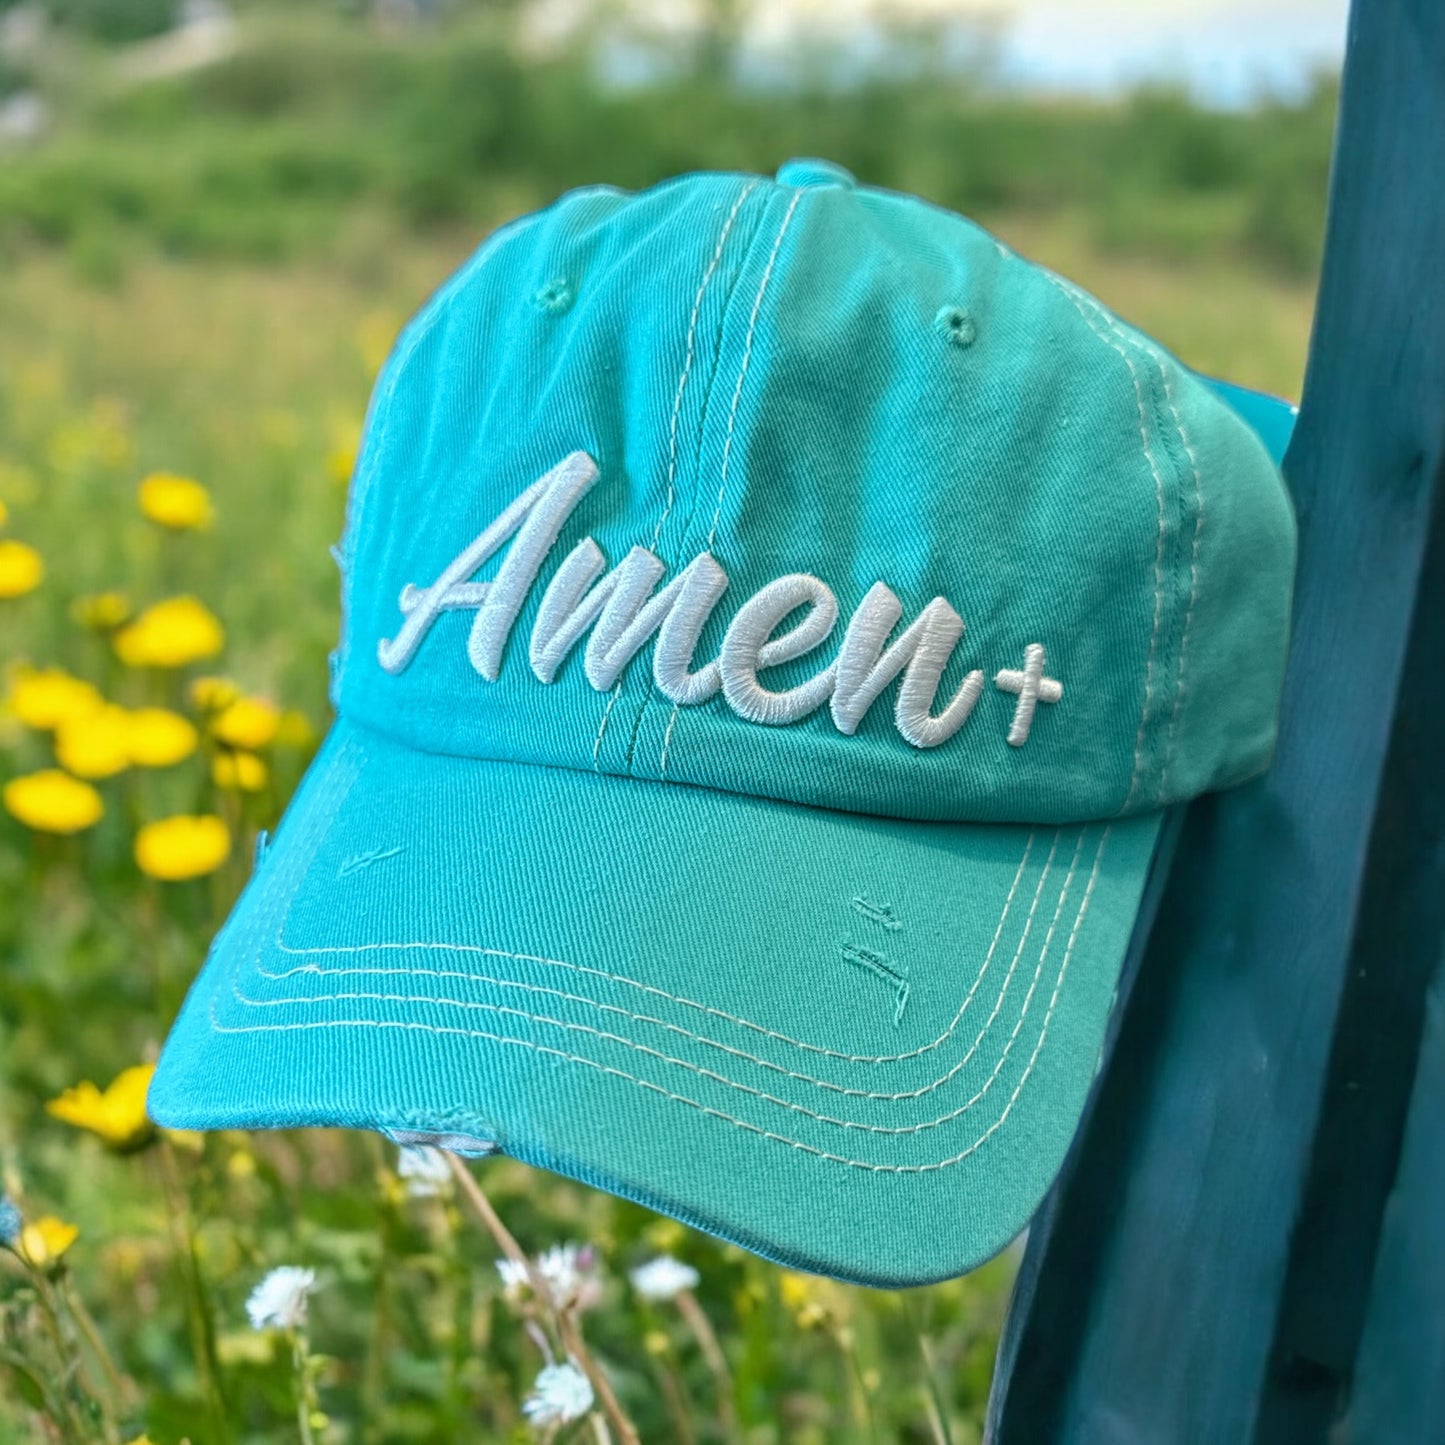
[
  {"xmin": 554, "ymin": 1311, "xmax": 639, "ymax": 1445},
  {"xmin": 445, "ymin": 1154, "xmax": 641, "ymax": 1445},
  {"xmin": 909, "ymin": 1305, "xmax": 955, "ymax": 1445},
  {"xmin": 157, "ymin": 1137, "xmax": 229, "ymax": 1442},
  {"xmin": 360, "ymin": 1205, "xmax": 395, "ymax": 1441},
  {"xmin": 646, "ymin": 1352, "xmax": 697, "ymax": 1445},
  {"xmin": 25, "ymin": 1265, "xmax": 93, "ymax": 1440},
  {"xmin": 0, "ymin": 1343, "xmax": 74, "ymax": 1434},
  {"xmin": 291, "ymin": 1327, "xmax": 317, "ymax": 1445},
  {"xmin": 674, "ymin": 1289, "xmax": 739, "ymax": 1443},
  {"xmin": 61, "ymin": 1272, "xmax": 129, "ymax": 1431}
]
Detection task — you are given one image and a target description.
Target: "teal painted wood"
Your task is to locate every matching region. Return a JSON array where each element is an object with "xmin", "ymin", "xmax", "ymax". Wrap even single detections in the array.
[
  {"xmin": 1339, "ymin": 949, "xmax": 1445, "ymax": 1444},
  {"xmin": 984, "ymin": 0, "xmax": 1445, "ymax": 1440}
]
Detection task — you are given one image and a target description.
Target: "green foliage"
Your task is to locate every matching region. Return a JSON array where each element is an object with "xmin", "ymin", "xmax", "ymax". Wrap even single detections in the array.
[{"xmin": 0, "ymin": 11, "xmax": 1338, "ymax": 278}]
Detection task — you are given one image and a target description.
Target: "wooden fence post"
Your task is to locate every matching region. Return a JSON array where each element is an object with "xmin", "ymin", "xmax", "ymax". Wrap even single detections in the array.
[{"xmin": 984, "ymin": 0, "xmax": 1445, "ymax": 1439}]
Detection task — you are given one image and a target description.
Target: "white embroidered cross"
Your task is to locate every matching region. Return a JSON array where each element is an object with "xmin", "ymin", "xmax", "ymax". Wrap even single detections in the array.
[{"xmin": 994, "ymin": 643, "xmax": 1063, "ymax": 747}]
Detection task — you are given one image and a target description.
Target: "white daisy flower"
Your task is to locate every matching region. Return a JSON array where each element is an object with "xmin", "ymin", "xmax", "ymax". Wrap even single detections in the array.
[
  {"xmin": 629, "ymin": 1255, "xmax": 700, "ymax": 1302},
  {"xmin": 496, "ymin": 1256, "xmax": 531, "ymax": 1301},
  {"xmin": 396, "ymin": 1144, "xmax": 451, "ymax": 1198},
  {"xmin": 536, "ymin": 1243, "xmax": 603, "ymax": 1311},
  {"xmin": 522, "ymin": 1360, "xmax": 594, "ymax": 1427},
  {"xmin": 246, "ymin": 1266, "xmax": 317, "ymax": 1331},
  {"xmin": 495, "ymin": 1243, "xmax": 604, "ymax": 1311}
]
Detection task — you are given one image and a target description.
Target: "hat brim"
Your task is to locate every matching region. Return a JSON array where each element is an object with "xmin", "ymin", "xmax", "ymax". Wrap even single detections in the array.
[{"xmin": 149, "ymin": 717, "xmax": 1161, "ymax": 1287}]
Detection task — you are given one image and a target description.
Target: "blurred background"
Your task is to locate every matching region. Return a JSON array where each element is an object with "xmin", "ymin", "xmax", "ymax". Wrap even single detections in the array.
[{"xmin": 0, "ymin": 1, "xmax": 1342, "ymax": 1441}]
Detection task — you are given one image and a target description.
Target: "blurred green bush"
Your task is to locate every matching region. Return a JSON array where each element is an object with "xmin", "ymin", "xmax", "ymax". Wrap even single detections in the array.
[{"xmin": 0, "ymin": 4, "xmax": 1337, "ymax": 277}]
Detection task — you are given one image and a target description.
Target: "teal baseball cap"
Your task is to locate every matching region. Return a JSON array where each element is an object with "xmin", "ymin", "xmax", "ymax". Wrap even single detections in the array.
[{"xmin": 149, "ymin": 160, "xmax": 1296, "ymax": 1287}]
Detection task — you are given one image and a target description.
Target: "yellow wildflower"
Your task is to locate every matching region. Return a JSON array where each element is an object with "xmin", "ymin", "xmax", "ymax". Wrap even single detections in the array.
[
  {"xmin": 779, "ymin": 1271, "xmax": 833, "ymax": 1328},
  {"xmin": 211, "ymin": 696, "xmax": 280, "ymax": 749},
  {"xmin": 135, "ymin": 814, "xmax": 230, "ymax": 881},
  {"xmin": 5, "ymin": 666, "xmax": 102, "ymax": 729},
  {"xmin": 275, "ymin": 708, "xmax": 318, "ymax": 749},
  {"xmin": 0, "ymin": 539, "xmax": 44, "ymax": 598},
  {"xmin": 644, "ymin": 1217, "xmax": 687, "ymax": 1253},
  {"xmin": 47, "ymin": 1063, "xmax": 156, "ymax": 1151},
  {"xmin": 778, "ymin": 1273, "xmax": 813, "ymax": 1311},
  {"xmin": 123, "ymin": 1437, "xmax": 156, "ymax": 1445},
  {"xmin": 70, "ymin": 591, "xmax": 132, "ymax": 631},
  {"xmin": 17, "ymin": 1216, "xmax": 79, "ymax": 1269},
  {"xmin": 212, "ymin": 750, "xmax": 268, "ymax": 793},
  {"xmin": 227, "ymin": 1148, "xmax": 257, "ymax": 1180},
  {"xmin": 55, "ymin": 704, "xmax": 132, "ymax": 780},
  {"xmin": 328, "ymin": 444, "xmax": 358, "ymax": 487},
  {"xmin": 189, "ymin": 674, "xmax": 241, "ymax": 712},
  {"xmin": 126, "ymin": 707, "xmax": 199, "ymax": 768},
  {"xmin": 137, "ymin": 472, "xmax": 214, "ymax": 530},
  {"xmin": 327, "ymin": 414, "xmax": 362, "ymax": 487},
  {"xmin": 3, "ymin": 770, "xmax": 104, "ymax": 834},
  {"xmin": 114, "ymin": 596, "xmax": 224, "ymax": 669}
]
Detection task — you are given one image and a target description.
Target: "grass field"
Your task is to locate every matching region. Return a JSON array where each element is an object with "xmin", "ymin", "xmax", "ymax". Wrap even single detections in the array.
[{"xmin": 0, "ymin": 7, "xmax": 1327, "ymax": 1441}]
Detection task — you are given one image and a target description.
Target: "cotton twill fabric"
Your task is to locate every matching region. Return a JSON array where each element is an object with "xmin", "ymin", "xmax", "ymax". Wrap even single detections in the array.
[{"xmin": 150, "ymin": 718, "xmax": 1161, "ymax": 1286}]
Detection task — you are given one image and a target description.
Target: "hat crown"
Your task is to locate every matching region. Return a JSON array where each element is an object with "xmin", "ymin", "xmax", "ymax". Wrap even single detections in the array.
[{"xmin": 334, "ymin": 166, "xmax": 1295, "ymax": 824}]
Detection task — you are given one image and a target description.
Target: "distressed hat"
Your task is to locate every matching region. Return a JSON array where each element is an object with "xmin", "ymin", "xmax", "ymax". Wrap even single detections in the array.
[{"xmin": 149, "ymin": 159, "xmax": 1297, "ymax": 1287}]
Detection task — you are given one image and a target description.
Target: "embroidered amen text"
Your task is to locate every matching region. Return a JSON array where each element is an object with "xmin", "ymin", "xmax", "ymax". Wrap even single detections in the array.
[{"xmin": 377, "ymin": 452, "xmax": 1062, "ymax": 749}]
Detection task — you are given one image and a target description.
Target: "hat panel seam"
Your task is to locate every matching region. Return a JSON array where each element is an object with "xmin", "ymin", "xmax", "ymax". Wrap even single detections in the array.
[
  {"xmin": 583, "ymin": 176, "xmax": 768, "ymax": 774},
  {"xmin": 618, "ymin": 181, "xmax": 775, "ymax": 775},
  {"xmin": 1153, "ymin": 361, "xmax": 1206, "ymax": 802},
  {"xmin": 657, "ymin": 184, "xmax": 806, "ymax": 779},
  {"xmin": 1038, "ymin": 271, "xmax": 1178, "ymax": 812}
]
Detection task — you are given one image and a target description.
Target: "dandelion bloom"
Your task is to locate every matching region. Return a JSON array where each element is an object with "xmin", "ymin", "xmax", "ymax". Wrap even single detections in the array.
[
  {"xmin": 126, "ymin": 707, "xmax": 199, "ymax": 768},
  {"xmin": 0, "ymin": 539, "xmax": 44, "ymax": 598},
  {"xmin": 17, "ymin": 1216, "xmax": 79, "ymax": 1269},
  {"xmin": 137, "ymin": 472, "xmax": 214, "ymax": 530},
  {"xmin": 629, "ymin": 1255, "xmax": 700, "ymax": 1302},
  {"xmin": 114, "ymin": 596, "xmax": 224, "ymax": 669},
  {"xmin": 523, "ymin": 1361, "xmax": 594, "ymax": 1427},
  {"xmin": 327, "ymin": 418, "xmax": 361, "ymax": 487},
  {"xmin": 246, "ymin": 1266, "xmax": 316, "ymax": 1330},
  {"xmin": 70, "ymin": 590, "xmax": 132, "ymax": 631},
  {"xmin": 189, "ymin": 674, "xmax": 241, "ymax": 711},
  {"xmin": 779, "ymin": 1272, "xmax": 830, "ymax": 1329},
  {"xmin": 55, "ymin": 704, "xmax": 132, "ymax": 779},
  {"xmin": 212, "ymin": 750, "xmax": 268, "ymax": 792},
  {"xmin": 5, "ymin": 665, "xmax": 102, "ymax": 730},
  {"xmin": 3, "ymin": 769, "xmax": 104, "ymax": 834},
  {"xmin": 211, "ymin": 696, "xmax": 280, "ymax": 749},
  {"xmin": 135, "ymin": 814, "xmax": 230, "ymax": 881},
  {"xmin": 274, "ymin": 708, "xmax": 317, "ymax": 749},
  {"xmin": 47, "ymin": 1063, "xmax": 156, "ymax": 1151}
]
